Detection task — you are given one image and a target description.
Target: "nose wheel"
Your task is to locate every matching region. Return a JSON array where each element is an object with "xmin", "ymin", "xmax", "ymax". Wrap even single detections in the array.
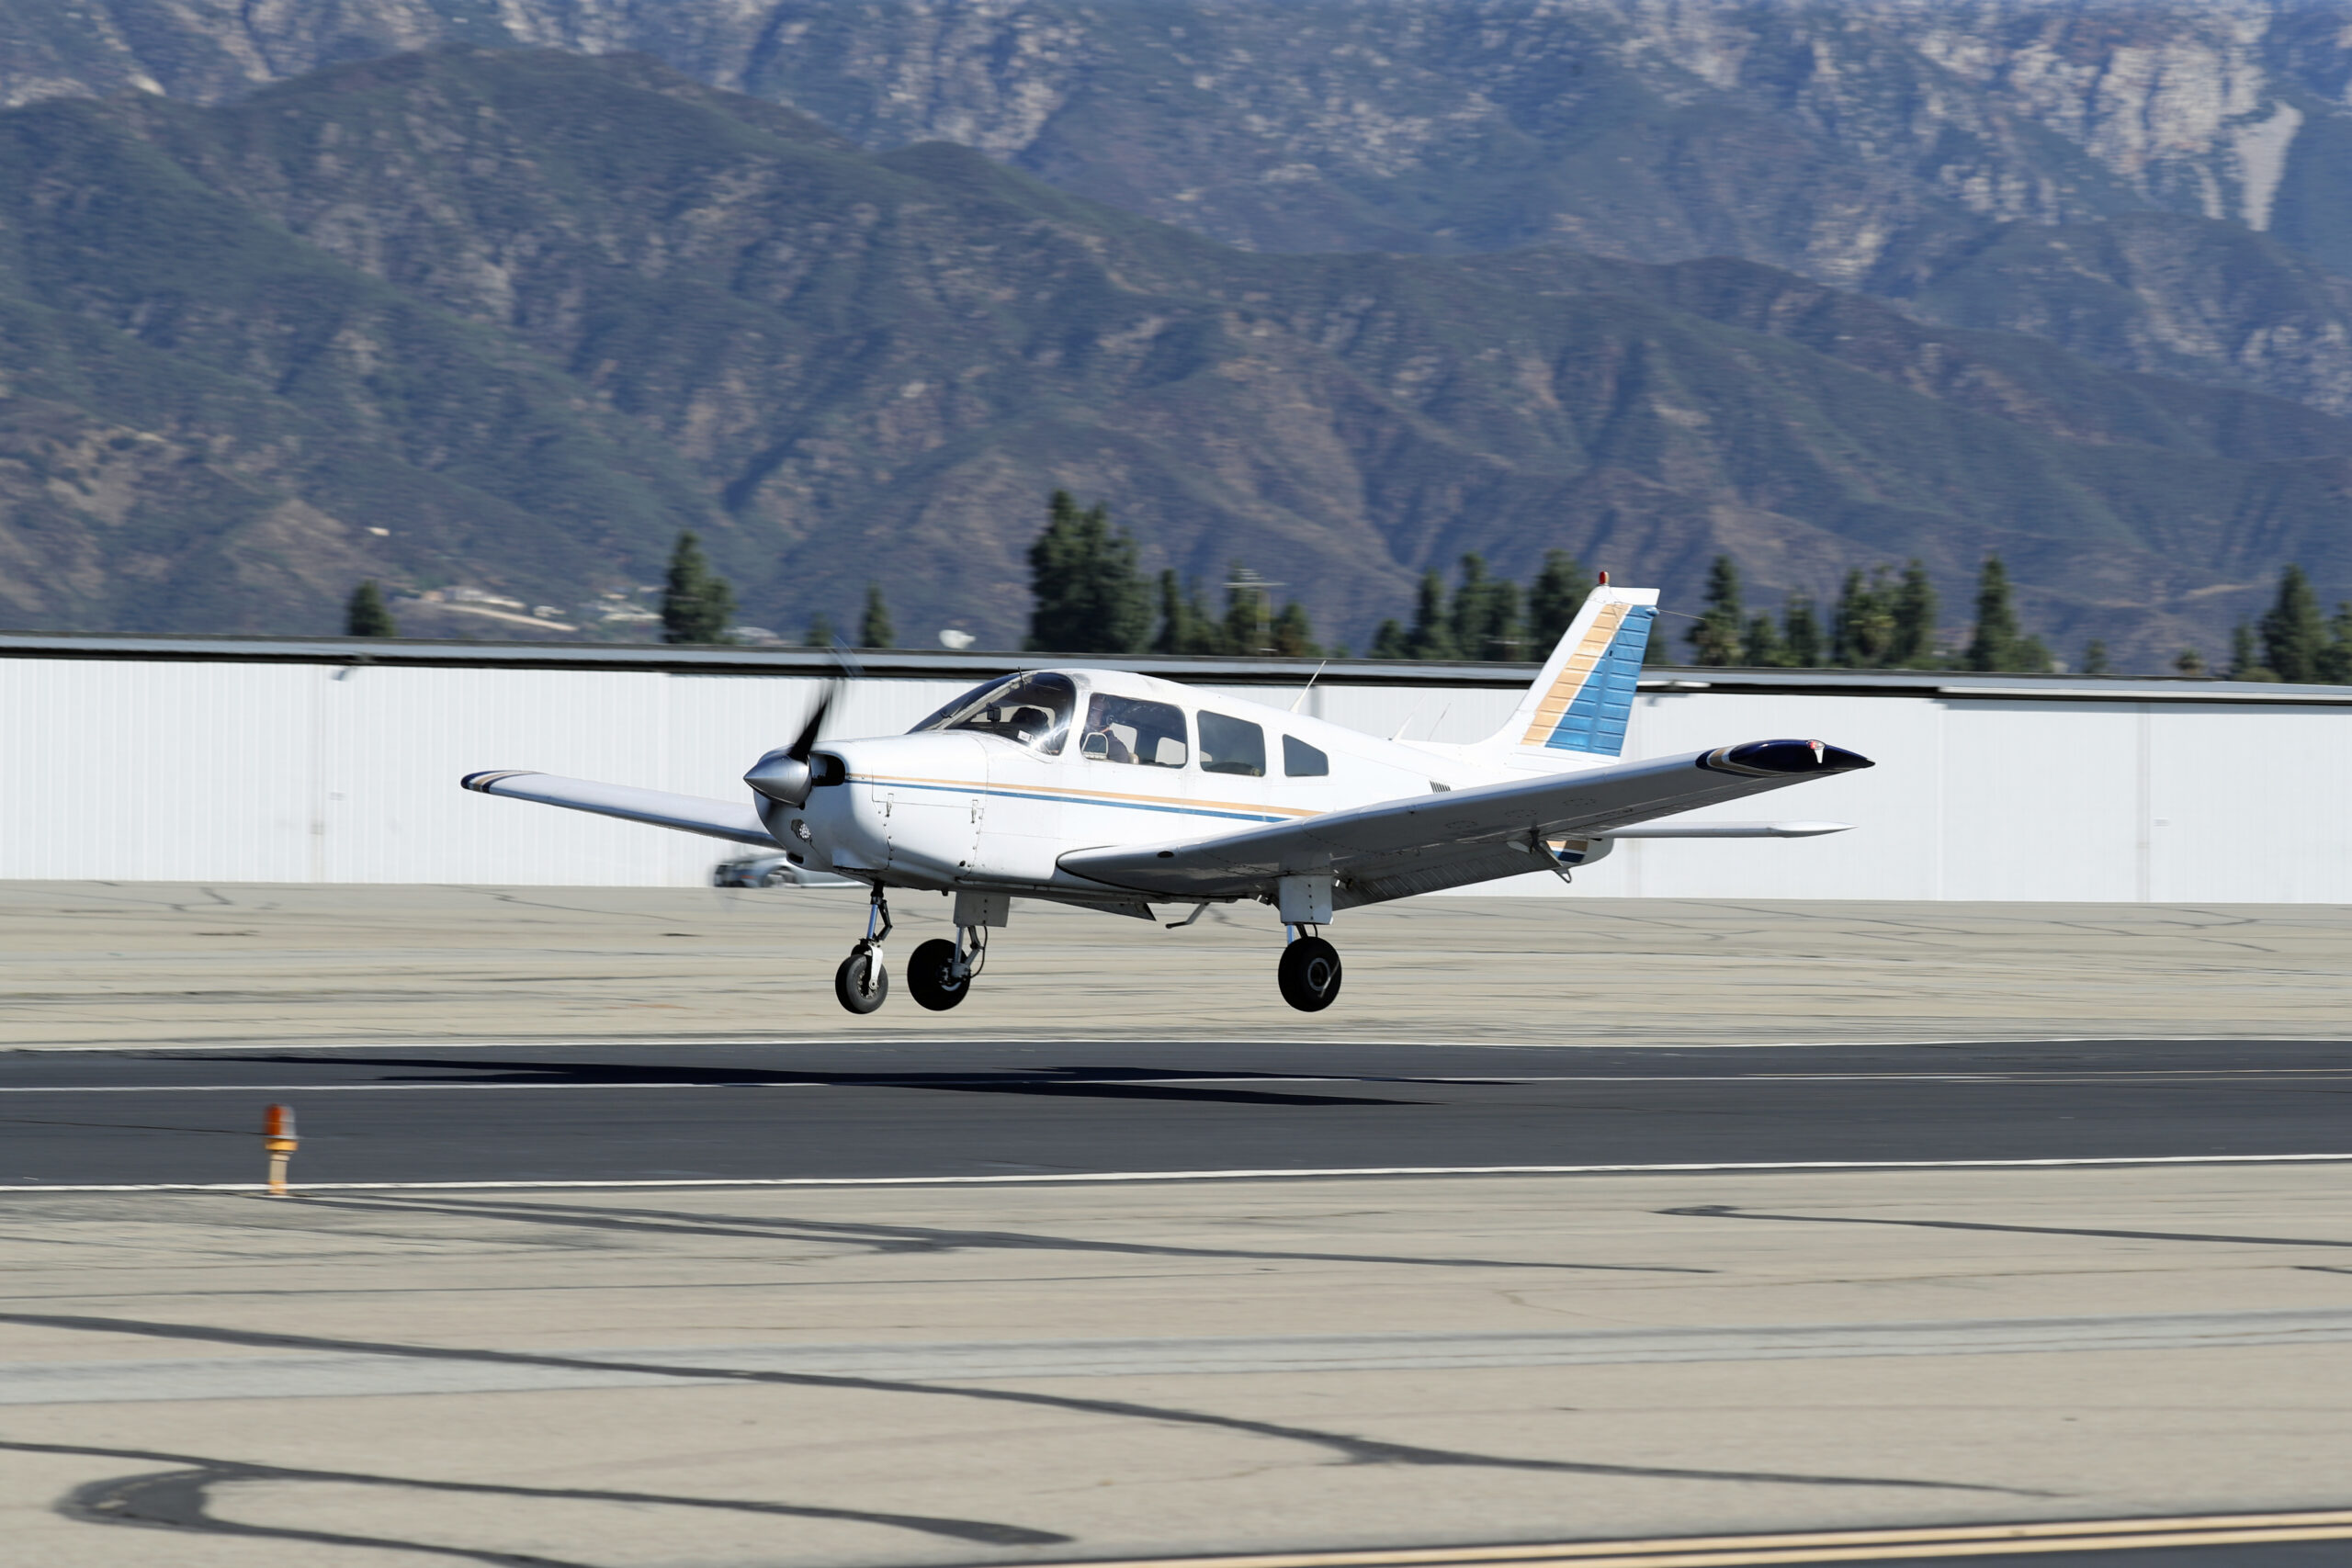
[
  {"xmin": 834, "ymin": 943, "xmax": 888, "ymax": 1013},
  {"xmin": 834, "ymin": 886, "xmax": 895, "ymax": 1015},
  {"xmin": 1277, "ymin": 929, "xmax": 1342, "ymax": 1012}
]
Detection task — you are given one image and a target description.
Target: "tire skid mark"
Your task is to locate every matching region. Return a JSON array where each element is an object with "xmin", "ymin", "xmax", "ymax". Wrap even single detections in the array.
[
  {"xmin": 0, "ymin": 1311, "xmax": 2019, "ymax": 1495},
  {"xmin": 1663, "ymin": 1204, "xmax": 2352, "ymax": 1250},
  {"xmin": 15, "ymin": 1437, "xmax": 1062, "ymax": 1566},
  {"xmin": 322, "ymin": 1192, "xmax": 1705, "ymax": 1274}
]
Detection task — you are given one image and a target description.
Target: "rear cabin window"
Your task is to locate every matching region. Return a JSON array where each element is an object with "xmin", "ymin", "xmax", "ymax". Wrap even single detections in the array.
[
  {"xmin": 1197, "ymin": 711, "xmax": 1266, "ymax": 777},
  {"xmin": 1081, "ymin": 694, "xmax": 1189, "ymax": 768},
  {"xmin": 1283, "ymin": 735, "xmax": 1329, "ymax": 777}
]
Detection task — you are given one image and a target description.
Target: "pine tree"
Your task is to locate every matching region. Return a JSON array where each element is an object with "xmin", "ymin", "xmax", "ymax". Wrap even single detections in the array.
[
  {"xmin": 1782, "ymin": 594, "xmax": 1824, "ymax": 667},
  {"xmin": 1526, "ymin": 549, "xmax": 1592, "ymax": 650},
  {"xmin": 1740, "ymin": 613, "xmax": 1787, "ymax": 667},
  {"xmin": 859, "ymin": 582, "xmax": 894, "ymax": 649},
  {"xmin": 1024, "ymin": 490, "xmax": 1151, "ymax": 654},
  {"xmin": 1404, "ymin": 571, "xmax": 1457, "ymax": 660},
  {"xmin": 2173, "ymin": 647, "xmax": 2207, "ymax": 677},
  {"xmin": 1449, "ymin": 553, "xmax": 1490, "ymax": 656},
  {"xmin": 2227, "ymin": 621, "xmax": 2275, "ymax": 681},
  {"xmin": 661, "ymin": 530, "xmax": 736, "ymax": 645},
  {"xmin": 345, "ymin": 581, "xmax": 396, "ymax": 638},
  {"xmin": 1152, "ymin": 570, "xmax": 1183, "ymax": 655},
  {"xmin": 1370, "ymin": 618, "xmax": 1410, "ymax": 660},
  {"xmin": 1270, "ymin": 601, "xmax": 1319, "ymax": 658},
  {"xmin": 2081, "ymin": 639, "xmax": 2112, "ymax": 676},
  {"xmin": 1152, "ymin": 570, "xmax": 1185, "ymax": 655},
  {"xmin": 1962, "ymin": 557, "xmax": 2022, "ymax": 673},
  {"xmin": 1151, "ymin": 570, "xmax": 1224, "ymax": 655},
  {"xmin": 1889, "ymin": 559, "xmax": 1939, "ymax": 668},
  {"xmin": 2258, "ymin": 564, "xmax": 2325, "ymax": 683},
  {"xmin": 1832, "ymin": 569, "xmax": 1894, "ymax": 668},
  {"xmin": 2323, "ymin": 604, "xmax": 2352, "ymax": 685},
  {"xmin": 802, "ymin": 612, "xmax": 836, "ymax": 649},
  {"xmin": 1447, "ymin": 554, "xmax": 1524, "ymax": 660},
  {"xmin": 1688, "ymin": 555, "xmax": 1744, "ymax": 665}
]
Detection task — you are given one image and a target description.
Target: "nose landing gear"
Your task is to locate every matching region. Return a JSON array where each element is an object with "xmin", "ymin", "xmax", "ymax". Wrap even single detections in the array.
[
  {"xmin": 1277, "ymin": 926, "xmax": 1342, "ymax": 1012},
  {"xmin": 833, "ymin": 886, "xmax": 893, "ymax": 1015}
]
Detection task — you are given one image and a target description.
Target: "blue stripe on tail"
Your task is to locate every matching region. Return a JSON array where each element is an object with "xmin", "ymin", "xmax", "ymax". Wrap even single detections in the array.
[{"xmin": 1545, "ymin": 605, "xmax": 1654, "ymax": 755}]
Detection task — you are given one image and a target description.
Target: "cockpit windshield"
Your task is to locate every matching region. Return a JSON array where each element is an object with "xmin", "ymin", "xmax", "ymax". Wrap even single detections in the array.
[{"xmin": 909, "ymin": 672, "xmax": 1074, "ymax": 755}]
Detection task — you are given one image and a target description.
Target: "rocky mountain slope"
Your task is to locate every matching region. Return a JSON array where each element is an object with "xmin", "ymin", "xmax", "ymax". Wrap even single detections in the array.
[
  {"xmin": 17, "ymin": 1, "xmax": 2352, "ymax": 420},
  {"xmin": 1, "ymin": 46, "xmax": 2347, "ymax": 663}
]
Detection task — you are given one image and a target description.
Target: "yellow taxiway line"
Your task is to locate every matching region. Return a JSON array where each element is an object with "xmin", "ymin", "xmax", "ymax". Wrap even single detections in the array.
[{"xmin": 1023, "ymin": 1508, "xmax": 2352, "ymax": 1567}]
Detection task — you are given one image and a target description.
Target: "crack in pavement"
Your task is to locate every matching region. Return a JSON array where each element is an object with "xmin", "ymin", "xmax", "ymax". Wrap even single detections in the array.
[
  {"xmin": 323, "ymin": 1192, "xmax": 1706, "ymax": 1274},
  {"xmin": 14, "ymin": 1437, "xmax": 1064, "ymax": 1566},
  {"xmin": 1662, "ymin": 1205, "xmax": 2352, "ymax": 1250},
  {"xmin": 0, "ymin": 1312, "xmax": 2018, "ymax": 1495}
]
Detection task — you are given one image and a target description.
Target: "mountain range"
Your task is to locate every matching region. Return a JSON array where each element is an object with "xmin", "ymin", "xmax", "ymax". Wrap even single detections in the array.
[{"xmin": 5, "ymin": 6, "xmax": 2352, "ymax": 662}]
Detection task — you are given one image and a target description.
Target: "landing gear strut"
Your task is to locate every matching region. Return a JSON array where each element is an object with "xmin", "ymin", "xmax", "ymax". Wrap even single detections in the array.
[
  {"xmin": 1277, "ymin": 926, "xmax": 1342, "ymax": 1012},
  {"xmin": 833, "ymin": 886, "xmax": 893, "ymax": 1015},
  {"xmin": 908, "ymin": 924, "xmax": 985, "ymax": 1011}
]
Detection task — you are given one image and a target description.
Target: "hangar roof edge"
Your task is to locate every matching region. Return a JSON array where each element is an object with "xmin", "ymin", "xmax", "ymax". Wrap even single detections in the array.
[{"xmin": 0, "ymin": 631, "xmax": 2344, "ymax": 705}]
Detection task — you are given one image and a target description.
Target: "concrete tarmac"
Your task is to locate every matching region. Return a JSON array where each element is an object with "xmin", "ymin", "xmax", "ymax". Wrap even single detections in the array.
[
  {"xmin": 3, "ymin": 886, "xmax": 2349, "ymax": 1566},
  {"xmin": 4, "ymin": 1167, "xmax": 2351, "ymax": 1567},
  {"xmin": 0, "ymin": 883, "xmax": 2346, "ymax": 1048}
]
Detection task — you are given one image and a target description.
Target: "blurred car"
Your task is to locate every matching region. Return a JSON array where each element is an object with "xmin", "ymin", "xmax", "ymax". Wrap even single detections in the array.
[{"xmin": 711, "ymin": 853, "xmax": 858, "ymax": 888}]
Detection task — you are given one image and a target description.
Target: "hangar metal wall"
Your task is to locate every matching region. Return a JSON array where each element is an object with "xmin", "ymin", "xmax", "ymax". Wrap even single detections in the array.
[{"xmin": 4, "ymin": 649, "xmax": 2344, "ymax": 900}]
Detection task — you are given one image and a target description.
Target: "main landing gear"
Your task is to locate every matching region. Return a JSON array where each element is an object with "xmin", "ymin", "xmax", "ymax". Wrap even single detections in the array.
[
  {"xmin": 1278, "ymin": 926, "xmax": 1343, "ymax": 1012},
  {"xmin": 833, "ymin": 886, "xmax": 1003, "ymax": 1015},
  {"xmin": 1271, "ymin": 874, "xmax": 1341, "ymax": 1012},
  {"xmin": 908, "ymin": 925, "xmax": 984, "ymax": 1011}
]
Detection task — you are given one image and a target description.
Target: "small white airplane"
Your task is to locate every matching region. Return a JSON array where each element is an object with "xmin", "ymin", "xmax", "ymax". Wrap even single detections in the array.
[{"xmin": 463, "ymin": 581, "xmax": 1870, "ymax": 1013}]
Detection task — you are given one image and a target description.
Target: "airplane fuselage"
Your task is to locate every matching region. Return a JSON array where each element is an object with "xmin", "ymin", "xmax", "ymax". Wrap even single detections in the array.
[{"xmin": 776, "ymin": 667, "xmax": 1556, "ymax": 908}]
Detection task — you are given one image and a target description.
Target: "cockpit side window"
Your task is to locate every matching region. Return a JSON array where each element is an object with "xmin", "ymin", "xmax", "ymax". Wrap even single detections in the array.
[
  {"xmin": 1282, "ymin": 734, "xmax": 1329, "ymax": 777},
  {"xmin": 911, "ymin": 672, "xmax": 1073, "ymax": 755},
  {"xmin": 1080, "ymin": 694, "xmax": 1189, "ymax": 768}
]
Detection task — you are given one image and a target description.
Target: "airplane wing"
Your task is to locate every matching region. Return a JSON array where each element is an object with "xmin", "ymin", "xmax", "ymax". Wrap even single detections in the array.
[
  {"xmin": 1057, "ymin": 739, "xmax": 1871, "ymax": 908},
  {"xmin": 460, "ymin": 771, "xmax": 776, "ymax": 847}
]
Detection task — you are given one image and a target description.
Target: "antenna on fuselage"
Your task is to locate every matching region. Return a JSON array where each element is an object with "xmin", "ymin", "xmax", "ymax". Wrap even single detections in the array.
[{"xmin": 1288, "ymin": 660, "xmax": 1329, "ymax": 715}]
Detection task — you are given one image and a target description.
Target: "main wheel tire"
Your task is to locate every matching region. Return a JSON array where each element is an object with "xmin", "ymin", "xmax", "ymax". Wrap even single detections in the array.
[
  {"xmin": 834, "ymin": 945, "xmax": 888, "ymax": 1014},
  {"xmin": 1277, "ymin": 935, "xmax": 1343, "ymax": 1012},
  {"xmin": 906, "ymin": 937, "xmax": 971, "ymax": 1011}
]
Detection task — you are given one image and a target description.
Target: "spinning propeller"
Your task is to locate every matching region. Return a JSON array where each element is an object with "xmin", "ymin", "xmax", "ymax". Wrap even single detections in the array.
[{"xmin": 744, "ymin": 677, "xmax": 839, "ymax": 807}]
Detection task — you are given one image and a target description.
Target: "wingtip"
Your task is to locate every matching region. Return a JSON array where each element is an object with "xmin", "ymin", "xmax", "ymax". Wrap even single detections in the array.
[{"xmin": 460, "ymin": 769, "xmax": 537, "ymax": 793}]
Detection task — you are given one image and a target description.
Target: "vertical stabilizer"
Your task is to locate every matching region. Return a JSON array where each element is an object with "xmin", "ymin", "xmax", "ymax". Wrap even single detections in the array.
[{"xmin": 1474, "ymin": 583, "xmax": 1659, "ymax": 767}]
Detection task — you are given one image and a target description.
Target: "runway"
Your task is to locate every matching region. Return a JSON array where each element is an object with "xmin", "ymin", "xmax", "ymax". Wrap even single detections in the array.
[{"xmin": 3, "ymin": 1037, "xmax": 2347, "ymax": 1188}]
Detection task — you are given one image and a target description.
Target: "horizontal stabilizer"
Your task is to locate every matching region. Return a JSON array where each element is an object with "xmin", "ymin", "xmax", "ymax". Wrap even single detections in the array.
[
  {"xmin": 459, "ymin": 770, "xmax": 775, "ymax": 847},
  {"xmin": 1598, "ymin": 821, "xmax": 1851, "ymax": 839}
]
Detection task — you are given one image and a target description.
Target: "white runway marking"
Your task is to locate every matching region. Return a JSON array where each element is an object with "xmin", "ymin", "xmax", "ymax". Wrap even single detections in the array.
[
  {"xmin": 11, "ymin": 1308, "xmax": 2352, "ymax": 1407},
  {"xmin": 6, "ymin": 1068, "xmax": 2348, "ymax": 1093},
  {"xmin": 8, "ymin": 1151, "xmax": 2352, "ymax": 1192}
]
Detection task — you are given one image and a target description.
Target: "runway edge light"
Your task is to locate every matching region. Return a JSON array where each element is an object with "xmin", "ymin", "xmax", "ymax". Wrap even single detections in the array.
[{"xmin": 263, "ymin": 1103, "xmax": 298, "ymax": 1197}]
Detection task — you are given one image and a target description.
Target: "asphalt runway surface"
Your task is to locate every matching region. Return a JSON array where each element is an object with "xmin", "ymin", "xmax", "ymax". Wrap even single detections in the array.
[{"xmin": 4, "ymin": 1037, "xmax": 2349, "ymax": 1188}]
